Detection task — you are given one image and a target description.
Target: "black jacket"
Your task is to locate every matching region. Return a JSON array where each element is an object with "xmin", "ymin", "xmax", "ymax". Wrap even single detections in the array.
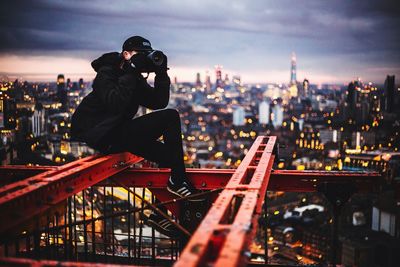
[{"xmin": 71, "ymin": 52, "xmax": 170, "ymax": 149}]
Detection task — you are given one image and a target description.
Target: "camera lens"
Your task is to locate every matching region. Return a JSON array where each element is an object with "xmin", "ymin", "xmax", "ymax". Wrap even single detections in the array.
[{"xmin": 147, "ymin": 50, "xmax": 164, "ymax": 66}]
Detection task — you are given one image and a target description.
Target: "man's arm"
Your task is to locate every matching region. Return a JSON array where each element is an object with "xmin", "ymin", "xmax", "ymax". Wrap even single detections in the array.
[
  {"xmin": 93, "ymin": 66, "xmax": 138, "ymax": 114},
  {"xmin": 137, "ymin": 72, "xmax": 171, "ymax": 110}
]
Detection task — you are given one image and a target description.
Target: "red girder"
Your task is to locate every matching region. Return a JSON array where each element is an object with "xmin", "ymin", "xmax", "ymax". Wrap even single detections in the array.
[
  {"xmin": 0, "ymin": 153, "xmax": 142, "ymax": 235},
  {"xmin": 0, "ymin": 167, "xmax": 380, "ymax": 192},
  {"xmin": 0, "ymin": 256, "xmax": 126, "ymax": 266},
  {"xmin": 175, "ymin": 136, "xmax": 276, "ymax": 267},
  {"xmin": 107, "ymin": 169, "xmax": 380, "ymax": 192}
]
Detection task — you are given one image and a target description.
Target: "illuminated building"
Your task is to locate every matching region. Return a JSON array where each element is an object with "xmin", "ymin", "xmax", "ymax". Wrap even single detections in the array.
[
  {"xmin": 289, "ymin": 52, "xmax": 298, "ymax": 98},
  {"xmin": 232, "ymin": 75, "xmax": 241, "ymax": 88},
  {"xmin": 290, "ymin": 52, "xmax": 297, "ymax": 85},
  {"xmin": 0, "ymin": 95, "xmax": 16, "ymax": 130},
  {"xmin": 303, "ymin": 79, "xmax": 310, "ymax": 98},
  {"xmin": 78, "ymin": 78, "xmax": 84, "ymax": 89},
  {"xmin": 31, "ymin": 104, "xmax": 45, "ymax": 137},
  {"xmin": 259, "ymin": 100, "xmax": 270, "ymax": 124},
  {"xmin": 66, "ymin": 78, "xmax": 72, "ymax": 89},
  {"xmin": 272, "ymin": 103, "xmax": 283, "ymax": 128},
  {"xmin": 215, "ymin": 65, "xmax": 223, "ymax": 89},
  {"xmin": 224, "ymin": 74, "xmax": 230, "ymax": 86},
  {"xmin": 57, "ymin": 74, "xmax": 67, "ymax": 111},
  {"xmin": 233, "ymin": 106, "xmax": 245, "ymax": 126},
  {"xmin": 205, "ymin": 71, "xmax": 211, "ymax": 92},
  {"xmin": 0, "ymin": 97, "xmax": 4, "ymax": 129}
]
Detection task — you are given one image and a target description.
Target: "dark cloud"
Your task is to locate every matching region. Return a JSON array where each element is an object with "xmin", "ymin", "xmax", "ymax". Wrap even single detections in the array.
[{"xmin": 0, "ymin": 0, "xmax": 399, "ymax": 82}]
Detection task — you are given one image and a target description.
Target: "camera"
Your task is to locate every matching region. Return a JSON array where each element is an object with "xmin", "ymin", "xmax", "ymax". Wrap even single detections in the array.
[{"xmin": 131, "ymin": 50, "xmax": 166, "ymax": 73}]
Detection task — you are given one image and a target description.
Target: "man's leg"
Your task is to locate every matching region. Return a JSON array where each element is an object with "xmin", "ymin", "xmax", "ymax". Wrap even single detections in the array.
[
  {"xmin": 109, "ymin": 108, "xmax": 186, "ymax": 183},
  {"xmin": 107, "ymin": 108, "xmax": 203, "ymax": 201}
]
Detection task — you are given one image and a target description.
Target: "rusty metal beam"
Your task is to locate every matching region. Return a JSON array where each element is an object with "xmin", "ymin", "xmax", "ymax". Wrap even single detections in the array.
[
  {"xmin": 102, "ymin": 168, "xmax": 381, "ymax": 192},
  {"xmin": 175, "ymin": 136, "xmax": 276, "ymax": 267},
  {"xmin": 0, "ymin": 256, "xmax": 141, "ymax": 266},
  {"xmin": 0, "ymin": 165, "xmax": 55, "ymax": 186},
  {"xmin": 1, "ymin": 166, "xmax": 380, "ymax": 193},
  {"xmin": 0, "ymin": 153, "xmax": 142, "ymax": 235}
]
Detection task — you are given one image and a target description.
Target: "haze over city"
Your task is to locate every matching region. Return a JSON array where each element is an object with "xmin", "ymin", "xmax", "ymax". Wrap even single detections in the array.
[{"xmin": 1, "ymin": 0, "xmax": 399, "ymax": 84}]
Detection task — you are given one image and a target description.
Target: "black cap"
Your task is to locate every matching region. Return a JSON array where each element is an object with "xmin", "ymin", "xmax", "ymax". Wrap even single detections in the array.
[{"xmin": 122, "ymin": 36, "xmax": 153, "ymax": 52}]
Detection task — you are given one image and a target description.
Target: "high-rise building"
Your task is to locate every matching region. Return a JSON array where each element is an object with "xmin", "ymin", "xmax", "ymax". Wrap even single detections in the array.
[
  {"xmin": 272, "ymin": 103, "xmax": 283, "ymax": 128},
  {"xmin": 57, "ymin": 74, "xmax": 67, "ymax": 111},
  {"xmin": 78, "ymin": 78, "xmax": 84, "ymax": 89},
  {"xmin": 290, "ymin": 52, "xmax": 297, "ymax": 85},
  {"xmin": 31, "ymin": 104, "xmax": 45, "ymax": 137},
  {"xmin": 57, "ymin": 74, "xmax": 65, "ymax": 87},
  {"xmin": 215, "ymin": 65, "xmax": 223, "ymax": 89},
  {"xmin": 224, "ymin": 74, "xmax": 230, "ymax": 86},
  {"xmin": 303, "ymin": 79, "xmax": 310, "ymax": 98},
  {"xmin": 384, "ymin": 75, "xmax": 395, "ymax": 112},
  {"xmin": 195, "ymin": 73, "xmax": 202, "ymax": 88},
  {"xmin": 233, "ymin": 75, "xmax": 241, "ymax": 86},
  {"xmin": 258, "ymin": 101, "xmax": 270, "ymax": 124},
  {"xmin": 233, "ymin": 106, "xmax": 245, "ymax": 126},
  {"xmin": 205, "ymin": 71, "xmax": 211, "ymax": 92},
  {"xmin": 0, "ymin": 95, "xmax": 16, "ymax": 130},
  {"xmin": 66, "ymin": 78, "xmax": 72, "ymax": 89},
  {"xmin": 346, "ymin": 80, "xmax": 360, "ymax": 112},
  {"xmin": 289, "ymin": 52, "xmax": 298, "ymax": 98}
]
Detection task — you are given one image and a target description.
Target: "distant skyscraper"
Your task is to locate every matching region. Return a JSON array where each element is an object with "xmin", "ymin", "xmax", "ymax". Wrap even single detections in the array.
[
  {"xmin": 233, "ymin": 107, "xmax": 245, "ymax": 126},
  {"xmin": 57, "ymin": 74, "xmax": 67, "ymax": 111},
  {"xmin": 303, "ymin": 79, "xmax": 309, "ymax": 98},
  {"xmin": 66, "ymin": 78, "xmax": 72, "ymax": 89},
  {"xmin": 195, "ymin": 73, "xmax": 202, "ymax": 88},
  {"xmin": 79, "ymin": 78, "xmax": 84, "ymax": 89},
  {"xmin": 57, "ymin": 74, "xmax": 65, "ymax": 87},
  {"xmin": 215, "ymin": 65, "xmax": 223, "ymax": 88},
  {"xmin": 384, "ymin": 75, "xmax": 395, "ymax": 112},
  {"xmin": 290, "ymin": 52, "xmax": 297, "ymax": 85},
  {"xmin": 205, "ymin": 71, "xmax": 211, "ymax": 92},
  {"xmin": 31, "ymin": 104, "xmax": 45, "ymax": 137},
  {"xmin": 298, "ymin": 118, "xmax": 304, "ymax": 131},
  {"xmin": 233, "ymin": 75, "xmax": 241, "ymax": 86},
  {"xmin": 258, "ymin": 101, "xmax": 270, "ymax": 124},
  {"xmin": 346, "ymin": 80, "xmax": 360, "ymax": 112},
  {"xmin": 272, "ymin": 103, "xmax": 283, "ymax": 128},
  {"xmin": 224, "ymin": 74, "xmax": 230, "ymax": 86}
]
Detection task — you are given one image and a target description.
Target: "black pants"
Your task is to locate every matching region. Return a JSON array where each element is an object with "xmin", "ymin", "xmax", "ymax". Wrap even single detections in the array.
[{"xmin": 101, "ymin": 108, "xmax": 186, "ymax": 183}]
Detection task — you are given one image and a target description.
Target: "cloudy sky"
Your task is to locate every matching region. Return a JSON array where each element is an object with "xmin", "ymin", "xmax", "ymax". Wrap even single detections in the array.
[{"xmin": 0, "ymin": 0, "xmax": 399, "ymax": 84}]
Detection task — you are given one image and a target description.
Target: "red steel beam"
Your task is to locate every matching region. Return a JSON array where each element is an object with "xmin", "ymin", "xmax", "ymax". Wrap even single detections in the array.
[
  {"xmin": 175, "ymin": 136, "xmax": 276, "ymax": 267},
  {"xmin": 0, "ymin": 165, "xmax": 55, "ymax": 186},
  {"xmin": 103, "ymin": 168, "xmax": 381, "ymax": 192},
  {"xmin": 0, "ymin": 256, "xmax": 134, "ymax": 266},
  {"xmin": 1, "ymin": 166, "xmax": 380, "ymax": 192},
  {"xmin": 0, "ymin": 153, "xmax": 142, "ymax": 235}
]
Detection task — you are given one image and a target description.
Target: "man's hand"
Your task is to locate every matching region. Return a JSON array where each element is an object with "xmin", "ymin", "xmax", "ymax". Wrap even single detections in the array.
[{"xmin": 155, "ymin": 54, "xmax": 168, "ymax": 74}]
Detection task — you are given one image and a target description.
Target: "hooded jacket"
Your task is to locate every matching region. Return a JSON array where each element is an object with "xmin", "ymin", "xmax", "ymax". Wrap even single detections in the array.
[{"xmin": 71, "ymin": 52, "xmax": 170, "ymax": 150}]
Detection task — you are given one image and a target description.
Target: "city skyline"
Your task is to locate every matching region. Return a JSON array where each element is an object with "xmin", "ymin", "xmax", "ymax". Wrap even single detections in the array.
[{"xmin": 0, "ymin": 0, "xmax": 399, "ymax": 84}]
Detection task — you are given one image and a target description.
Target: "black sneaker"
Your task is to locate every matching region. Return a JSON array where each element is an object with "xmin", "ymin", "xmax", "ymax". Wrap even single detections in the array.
[
  {"xmin": 167, "ymin": 177, "xmax": 205, "ymax": 202},
  {"xmin": 143, "ymin": 212, "xmax": 178, "ymax": 237}
]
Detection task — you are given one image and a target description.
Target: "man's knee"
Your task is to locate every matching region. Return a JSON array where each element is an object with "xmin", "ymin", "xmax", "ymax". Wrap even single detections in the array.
[{"xmin": 163, "ymin": 108, "xmax": 180, "ymax": 122}]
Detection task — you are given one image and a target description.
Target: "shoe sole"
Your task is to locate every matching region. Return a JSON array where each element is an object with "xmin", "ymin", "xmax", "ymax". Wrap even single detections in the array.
[
  {"xmin": 146, "ymin": 218, "xmax": 177, "ymax": 237},
  {"xmin": 167, "ymin": 186, "xmax": 204, "ymax": 202}
]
